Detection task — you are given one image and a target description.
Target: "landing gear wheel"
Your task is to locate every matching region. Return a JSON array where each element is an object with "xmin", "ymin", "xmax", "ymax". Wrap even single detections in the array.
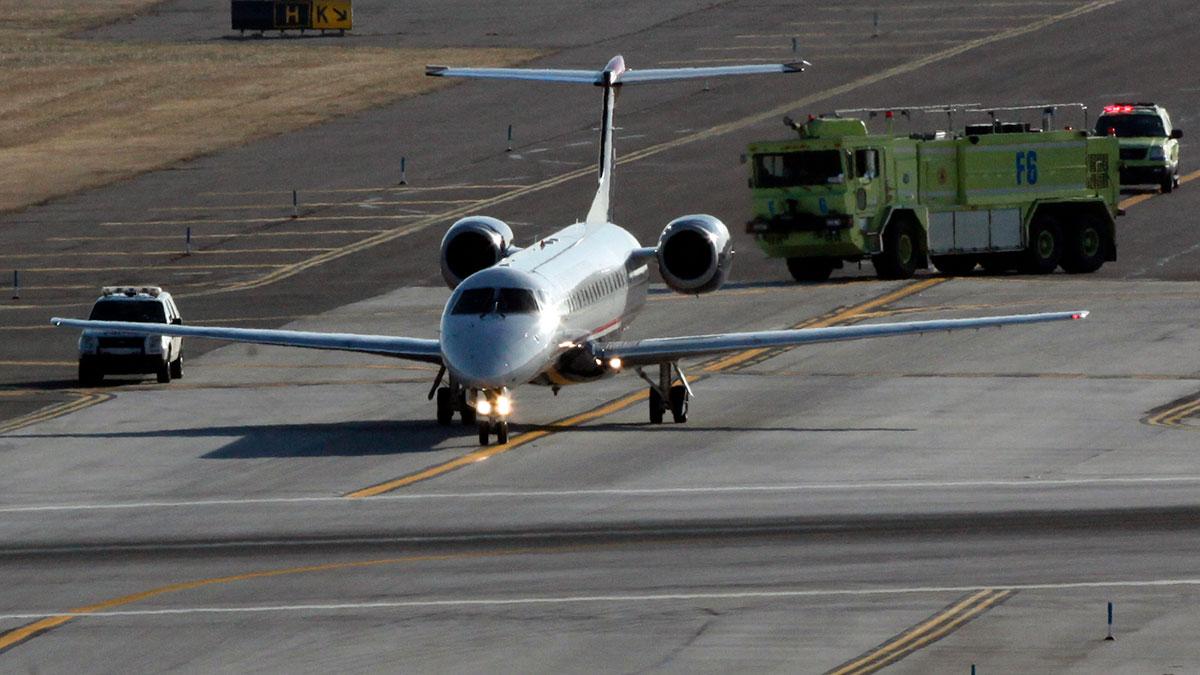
[
  {"xmin": 156, "ymin": 359, "xmax": 171, "ymax": 384},
  {"xmin": 495, "ymin": 421, "xmax": 509, "ymax": 444},
  {"xmin": 669, "ymin": 385, "xmax": 688, "ymax": 423},
  {"xmin": 170, "ymin": 354, "xmax": 183, "ymax": 380},
  {"xmin": 478, "ymin": 421, "xmax": 490, "ymax": 446},
  {"xmin": 649, "ymin": 388, "xmax": 665, "ymax": 424},
  {"xmin": 930, "ymin": 255, "xmax": 977, "ymax": 276},
  {"xmin": 460, "ymin": 394, "xmax": 477, "ymax": 426},
  {"xmin": 1020, "ymin": 215, "xmax": 1063, "ymax": 274},
  {"xmin": 786, "ymin": 257, "xmax": 835, "ymax": 282},
  {"xmin": 872, "ymin": 218, "xmax": 921, "ymax": 279},
  {"xmin": 1059, "ymin": 216, "xmax": 1108, "ymax": 274},
  {"xmin": 78, "ymin": 362, "xmax": 102, "ymax": 386},
  {"xmin": 436, "ymin": 387, "xmax": 453, "ymax": 426}
]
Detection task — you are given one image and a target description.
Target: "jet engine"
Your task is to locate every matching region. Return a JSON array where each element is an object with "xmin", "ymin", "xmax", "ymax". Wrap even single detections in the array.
[
  {"xmin": 656, "ymin": 214, "xmax": 733, "ymax": 294},
  {"xmin": 439, "ymin": 216, "xmax": 516, "ymax": 289}
]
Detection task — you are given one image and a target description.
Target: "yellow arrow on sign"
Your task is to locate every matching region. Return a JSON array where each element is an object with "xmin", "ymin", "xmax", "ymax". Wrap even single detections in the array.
[{"xmin": 313, "ymin": 0, "xmax": 352, "ymax": 30}]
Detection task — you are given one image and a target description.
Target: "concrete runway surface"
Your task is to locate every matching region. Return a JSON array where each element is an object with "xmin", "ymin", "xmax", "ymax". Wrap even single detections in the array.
[{"xmin": 2, "ymin": 0, "xmax": 1200, "ymax": 672}]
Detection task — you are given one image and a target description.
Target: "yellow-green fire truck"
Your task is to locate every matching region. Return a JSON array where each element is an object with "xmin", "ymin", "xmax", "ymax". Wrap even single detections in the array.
[{"xmin": 745, "ymin": 107, "xmax": 1121, "ymax": 281}]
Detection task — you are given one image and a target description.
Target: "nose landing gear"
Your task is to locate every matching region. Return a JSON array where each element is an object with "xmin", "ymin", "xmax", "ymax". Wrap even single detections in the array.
[{"xmin": 473, "ymin": 388, "xmax": 512, "ymax": 446}]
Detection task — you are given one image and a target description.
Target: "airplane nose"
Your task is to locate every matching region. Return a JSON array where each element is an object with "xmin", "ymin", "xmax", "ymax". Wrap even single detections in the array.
[{"xmin": 441, "ymin": 316, "xmax": 547, "ymax": 388}]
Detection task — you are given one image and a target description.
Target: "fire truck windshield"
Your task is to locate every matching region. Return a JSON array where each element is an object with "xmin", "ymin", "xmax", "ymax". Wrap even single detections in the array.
[{"xmin": 754, "ymin": 150, "xmax": 845, "ymax": 187}]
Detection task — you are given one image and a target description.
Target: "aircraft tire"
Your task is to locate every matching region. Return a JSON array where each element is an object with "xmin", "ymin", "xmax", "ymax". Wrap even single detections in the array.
[
  {"xmin": 669, "ymin": 385, "xmax": 688, "ymax": 423},
  {"xmin": 495, "ymin": 421, "xmax": 509, "ymax": 444},
  {"xmin": 460, "ymin": 396, "xmax": 477, "ymax": 425},
  {"xmin": 649, "ymin": 388, "xmax": 664, "ymax": 424},
  {"xmin": 436, "ymin": 387, "xmax": 453, "ymax": 426},
  {"xmin": 478, "ymin": 421, "xmax": 490, "ymax": 445}
]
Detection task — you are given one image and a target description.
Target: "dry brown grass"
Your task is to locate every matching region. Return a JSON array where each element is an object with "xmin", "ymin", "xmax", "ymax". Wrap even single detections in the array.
[{"xmin": 0, "ymin": 2, "xmax": 539, "ymax": 212}]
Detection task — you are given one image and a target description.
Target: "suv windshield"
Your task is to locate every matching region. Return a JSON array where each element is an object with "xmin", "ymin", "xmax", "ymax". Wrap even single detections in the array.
[
  {"xmin": 1095, "ymin": 114, "xmax": 1166, "ymax": 138},
  {"xmin": 754, "ymin": 150, "xmax": 845, "ymax": 187},
  {"xmin": 451, "ymin": 288, "xmax": 541, "ymax": 315},
  {"xmin": 89, "ymin": 300, "xmax": 167, "ymax": 323}
]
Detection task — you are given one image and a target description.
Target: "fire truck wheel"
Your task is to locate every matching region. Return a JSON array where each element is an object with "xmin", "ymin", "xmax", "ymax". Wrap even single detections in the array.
[
  {"xmin": 1020, "ymin": 215, "xmax": 1063, "ymax": 274},
  {"xmin": 1059, "ymin": 216, "xmax": 1108, "ymax": 274},
  {"xmin": 931, "ymin": 255, "xmax": 978, "ymax": 276},
  {"xmin": 873, "ymin": 217, "xmax": 921, "ymax": 279},
  {"xmin": 786, "ymin": 257, "xmax": 835, "ymax": 282}
]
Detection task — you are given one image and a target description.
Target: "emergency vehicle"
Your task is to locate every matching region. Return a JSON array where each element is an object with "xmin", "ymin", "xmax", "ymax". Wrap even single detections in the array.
[
  {"xmin": 745, "ymin": 104, "xmax": 1121, "ymax": 280},
  {"xmin": 1094, "ymin": 103, "xmax": 1182, "ymax": 192},
  {"xmin": 76, "ymin": 286, "xmax": 184, "ymax": 385}
]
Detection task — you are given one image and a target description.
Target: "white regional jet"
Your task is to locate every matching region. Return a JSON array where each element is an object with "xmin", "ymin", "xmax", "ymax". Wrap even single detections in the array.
[{"xmin": 53, "ymin": 56, "xmax": 1088, "ymax": 445}]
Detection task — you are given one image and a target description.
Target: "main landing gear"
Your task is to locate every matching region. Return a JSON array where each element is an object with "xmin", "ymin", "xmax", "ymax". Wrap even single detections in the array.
[
  {"xmin": 639, "ymin": 362, "xmax": 690, "ymax": 424},
  {"xmin": 431, "ymin": 367, "xmax": 476, "ymax": 427}
]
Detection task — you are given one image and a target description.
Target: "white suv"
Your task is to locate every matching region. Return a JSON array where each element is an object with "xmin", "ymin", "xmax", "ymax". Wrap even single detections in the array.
[{"xmin": 77, "ymin": 287, "xmax": 184, "ymax": 385}]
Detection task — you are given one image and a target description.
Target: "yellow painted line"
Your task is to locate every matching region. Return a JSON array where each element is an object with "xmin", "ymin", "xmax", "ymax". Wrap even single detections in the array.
[
  {"xmin": 702, "ymin": 278, "xmax": 946, "ymax": 372},
  {"xmin": 828, "ymin": 589, "xmax": 1012, "ymax": 675},
  {"xmin": 149, "ymin": 200, "xmax": 482, "ymax": 212},
  {"xmin": 99, "ymin": 214, "xmax": 425, "ymax": 227},
  {"xmin": 0, "ymin": 547, "xmax": 543, "ymax": 655},
  {"xmin": 1144, "ymin": 394, "xmax": 1200, "ymax": 430},
  {"xmin": 783, "ymin": 15, "xmax": 1054, "ymax": 25},
  {"xmin": 347, "ymin": 389, "xmax": 652, "ymax": 498},
  {"xmin": 0, "ymin": 249, "xmax": 333, "ymax": 259},
  {"xmin": 146, "ymin": 2, "xmax": 1115, "ymax": 299},
  {"xmin": 17, "ymin": 265, "xmax": 285, "ymax": 272},
  {"xmin": 49, "ymin": 230, "xmax": 388, "ymax": 242},
  {"xmin": 348, "ymin": 279, "xmax": 946, "ymax": 497},
  {"xmin": 0, "ymin": 360, "xmax": 74, "ymax": 367},
  {"xmin": 846, "ymin": 590, "xmax": 1014, "ymax": 674},
  {"xmin": 0, "ymin": 391, "xmax": 113, "ymax": 436},
  {"xmin": 198, "ymin": 184, "xmax": 531, "ymax": 196}
]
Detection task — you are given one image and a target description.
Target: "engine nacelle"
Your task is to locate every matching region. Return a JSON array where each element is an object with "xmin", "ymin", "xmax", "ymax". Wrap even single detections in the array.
[
  {"xmin": 439, "ymin": 216, "xmax": 515, "ymax": 289},
  {"xmin": 656, "ymin": 214, "xmax": 733, "ymax": 294}
]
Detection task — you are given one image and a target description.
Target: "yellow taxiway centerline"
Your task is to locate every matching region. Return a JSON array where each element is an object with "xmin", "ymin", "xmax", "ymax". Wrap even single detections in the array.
[{"xmin": 346, "ymin": 278, "xmax": 947, "ymax": 498}]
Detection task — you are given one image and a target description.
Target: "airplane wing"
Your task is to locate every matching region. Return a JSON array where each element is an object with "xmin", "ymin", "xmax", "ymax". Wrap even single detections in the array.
[
  {"xmin": 597, "ymin": 311, "xmax": 1088, "ymax": 366},
  {"xmin": 425, "ymin": 62, "xmax": 808, "ymax": 86},
  {"xmin": 50, "ymin": 319, "xmax": 442, "ymax": 364}
]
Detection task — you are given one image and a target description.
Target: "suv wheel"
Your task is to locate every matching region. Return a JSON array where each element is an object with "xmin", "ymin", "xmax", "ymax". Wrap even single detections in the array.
[
  {"xmin": 79, "ymin": 361, "xmax": 103, "ymax": 386},
  {"xmin": 170, "ymin": 354, "xmax": 183, "ymax": 380},
  {"xmin": 157, "ymin": 359, "xmax": 172, "ymax": 384}
]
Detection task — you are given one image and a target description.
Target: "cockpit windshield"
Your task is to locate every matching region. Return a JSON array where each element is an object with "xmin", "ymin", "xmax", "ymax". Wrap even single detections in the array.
[
  {"xmin": 451, "ymin": 288, "xmax": 540, "ymax": 315},
  {"xmin": 496, "ymin": 288, "xmax": 539, "ymax": 314}
]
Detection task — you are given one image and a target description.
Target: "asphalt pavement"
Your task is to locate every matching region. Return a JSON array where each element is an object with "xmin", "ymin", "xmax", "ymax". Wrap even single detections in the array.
[{"xmin": 3, "ymin": 0, "xmax": 1200, "ymax": 672}]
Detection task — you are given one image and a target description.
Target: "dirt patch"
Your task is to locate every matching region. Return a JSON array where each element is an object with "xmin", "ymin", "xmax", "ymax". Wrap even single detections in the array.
[{"xmin": 0, "ymin": 2, "xmax": 539, "ymax": 212}]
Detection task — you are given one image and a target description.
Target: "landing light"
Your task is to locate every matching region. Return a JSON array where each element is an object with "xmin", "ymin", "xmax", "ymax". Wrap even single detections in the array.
[
  {"xmin": 495, "ymin": 395, "xmax": 513, "ymax": 416},
  {"xmin": 476, "ymin": 399, "xmax": 493, "ymax": 416},
  {"xmin": 608, "ymin": 357, "xmax": 623, "ymax": 370}
]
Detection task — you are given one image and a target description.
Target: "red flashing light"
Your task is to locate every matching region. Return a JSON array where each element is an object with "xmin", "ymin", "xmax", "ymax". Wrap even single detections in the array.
[
  {"xmin": 885, "ymin": 110, "xmax": 894, "ymax": 119},
  {"xmin": 1103, "ymin": 105, "xmax": 1135, "ymax": 114},
  {"xmin": 1108, "ymin": 127, "xmax": 1117, "ymax": 136}
]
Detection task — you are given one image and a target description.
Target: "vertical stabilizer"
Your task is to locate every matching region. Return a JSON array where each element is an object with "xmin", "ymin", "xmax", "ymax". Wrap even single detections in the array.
[
  {"xmin": 426, "ymin": 57, "xmax": 807, "ymax": 227},
  {"xmin": 585, "ymin": 56, "xmax": 625, "ymax": 225}
]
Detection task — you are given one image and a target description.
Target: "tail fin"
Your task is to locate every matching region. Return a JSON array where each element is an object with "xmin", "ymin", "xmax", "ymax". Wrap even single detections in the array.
[{"xmin": 426, "ymin": 57, "xmax": 807, "ymax": 225}]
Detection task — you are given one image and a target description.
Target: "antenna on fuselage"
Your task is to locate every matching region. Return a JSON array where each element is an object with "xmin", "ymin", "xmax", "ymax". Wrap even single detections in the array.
[{"xmin": 425, "ymin": 57, "xmax": 808, "ymax": 226}]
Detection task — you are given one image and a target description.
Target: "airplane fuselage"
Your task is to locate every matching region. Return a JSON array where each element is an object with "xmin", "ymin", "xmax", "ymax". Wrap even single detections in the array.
[{"xmin": 439, "ymin": 221, "xmax": 649, "ymax": 391}]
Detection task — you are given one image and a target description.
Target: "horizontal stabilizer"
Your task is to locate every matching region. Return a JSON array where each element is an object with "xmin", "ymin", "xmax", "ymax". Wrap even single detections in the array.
[{"xmin": 425, "ymin": 61, "xmax": 808, "ymax": 87}]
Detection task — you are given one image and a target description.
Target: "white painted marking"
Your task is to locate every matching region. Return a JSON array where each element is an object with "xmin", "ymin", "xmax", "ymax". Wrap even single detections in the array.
[
  {"xmin": 6, "ymin": 577, "xmax": 1200, "ymax": 621},
  {"xmin": 3, "ymin": 476, "xmax": 1200, "ymax": 514}
]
